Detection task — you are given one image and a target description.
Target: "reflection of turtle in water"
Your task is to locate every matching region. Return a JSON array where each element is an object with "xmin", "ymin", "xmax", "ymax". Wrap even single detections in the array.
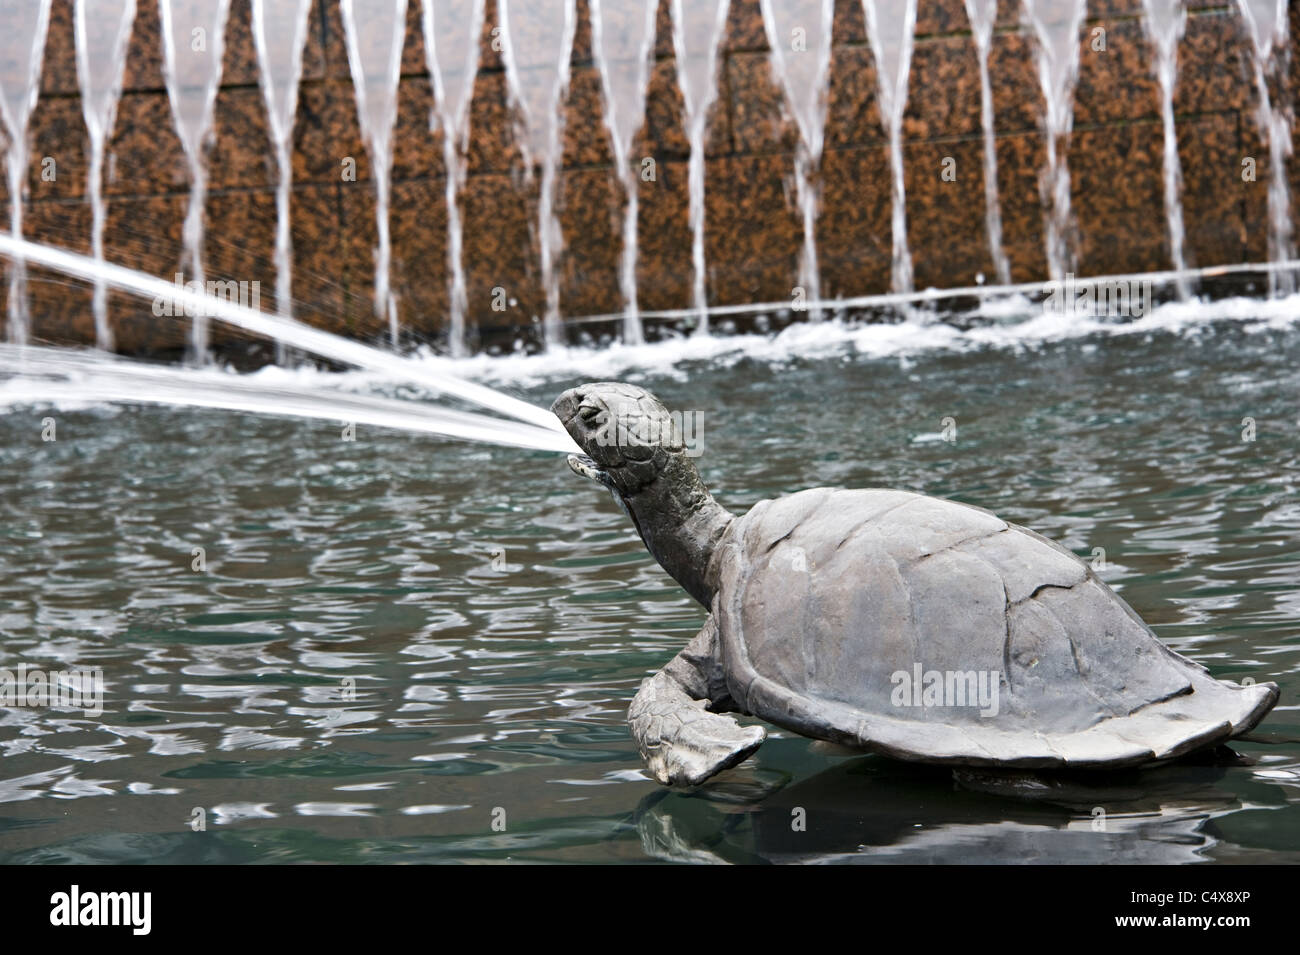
[
  {"xmin": 552, "ymin": 383, "xmax": 1279, "ymax": 787},
  {"xmin": 634, "ymin": 755, "xmax": 1253, "ymax": 864}
]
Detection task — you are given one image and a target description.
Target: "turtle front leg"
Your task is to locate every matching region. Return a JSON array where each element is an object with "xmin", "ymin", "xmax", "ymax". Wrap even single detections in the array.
[{"xmin": 628, "ymin": 615, "xmax": 766, "ymax": 786}]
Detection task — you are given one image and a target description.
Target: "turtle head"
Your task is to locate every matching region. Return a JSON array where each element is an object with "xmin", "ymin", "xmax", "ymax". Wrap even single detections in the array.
[
  {"xmin": 551, "ymin": 382, "xmax": 685, "ymax": 501},
  {"xmin": 551, "ymin": 382, "xmax": 732, "ymax": 608}
]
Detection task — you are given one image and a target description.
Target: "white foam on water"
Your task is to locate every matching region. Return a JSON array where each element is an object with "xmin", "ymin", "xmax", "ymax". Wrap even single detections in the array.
[{"xmin": 383, "ymin": 289, "xmax": 1300, "ymax": 389}]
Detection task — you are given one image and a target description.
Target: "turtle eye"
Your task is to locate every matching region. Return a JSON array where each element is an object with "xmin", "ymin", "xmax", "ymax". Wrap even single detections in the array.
[{"xmin": 579, "ymin": 405, "xmax": 604, "ymax": 426}]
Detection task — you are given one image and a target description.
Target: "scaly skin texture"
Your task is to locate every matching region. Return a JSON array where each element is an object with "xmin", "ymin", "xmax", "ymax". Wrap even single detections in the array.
[{"xmin": 628, "ymin": 618, "xmax": 765, "ymax": 786}]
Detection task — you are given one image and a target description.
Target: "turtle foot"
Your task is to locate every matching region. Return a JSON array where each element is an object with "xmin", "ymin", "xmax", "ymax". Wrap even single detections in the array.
[{"xmin": 630, "ymin": 672, "xmax": 766, "ymax": 786}]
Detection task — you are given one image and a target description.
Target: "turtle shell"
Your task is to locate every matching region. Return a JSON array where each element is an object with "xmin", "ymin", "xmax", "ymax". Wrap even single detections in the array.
[{"xmin": 713, "ymin": 488, "xmax": 1278, "ymax": 769}]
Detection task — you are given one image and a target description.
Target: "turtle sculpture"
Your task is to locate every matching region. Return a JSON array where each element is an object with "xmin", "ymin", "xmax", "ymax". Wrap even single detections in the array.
[{"xmin": 551, "ymin": 382, "xmax": 1279, "ymax": 787}]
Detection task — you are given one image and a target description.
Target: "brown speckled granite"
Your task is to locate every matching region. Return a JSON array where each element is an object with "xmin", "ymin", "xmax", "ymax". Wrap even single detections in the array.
[
  {"xmin": 4, "ymin": 0, "xmax": 1292, "ymax": 354},
  {"xmin": 819, "ymin": 142, "xmax": 893, "ymax": 295},
  {"xmin": 1072, "ymin": 119, "xmax": 1169, "ymax": 275},
  {"xmin": 826, "ymin": 45, "xmax": 883, "ymax": 150},
  {"xmin": 39, "ymin": 1, "xmax": 78, "ymax": 98},
  {"xmin": 105, "ymin": 92, "xmax": 188, "ymax": 197},
  {"xmin": 25, "ymin": 198, "xmax": 92, "ymax": 344},
  {"xmin": 563, "ymin": 65, "xmax": 617, "ymax": 167},
  {"xmin": 906, "ymin": 137, "xmax": 997, "ymax": 287},
  {"xmin": 704, "ymin": 151, "xmax": 803, "ymax": 304},
  {"xmin": 559, "ymin": 164, "xmax": 628, "ymax": 314},
  {"xmin": 390, "ymin": 176, "xmax": 450, "ymax": 335},
  {"xmin": 989, "ymin": 25, "xmax": 1043, "ymax": 136},
  {"xmin": 725, "ymin": 50, "xmax": 800, "ymax": 154},
  {"xmin": 903, "ymin": 34, "xmax": 983, "ymax": 141},
  {"xmin": 1181, "ymin": 112, "xmax": 1251, "ymax": 269},
  {"xmin": 635, "ymin": 154, "xmax": 693, "ymax": 309},
  {"xmin": 991, "ymin": 129, "xmax": 1050, "ymax": 282},
  {"xmin": 28, "ymin": 95, "xmax": 90, "ymax": 203}
]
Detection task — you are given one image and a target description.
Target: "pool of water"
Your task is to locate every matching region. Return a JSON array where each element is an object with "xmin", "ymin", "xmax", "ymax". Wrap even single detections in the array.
[{"xmin": 1, "ymin": 308, "xmax": 1298, "ymax": 863}]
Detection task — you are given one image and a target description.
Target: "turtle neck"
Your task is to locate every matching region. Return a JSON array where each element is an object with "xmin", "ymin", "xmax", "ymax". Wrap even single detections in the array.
[{"xmin": 621, "ymin": 452, "xmax": 734, "ymax": 608}]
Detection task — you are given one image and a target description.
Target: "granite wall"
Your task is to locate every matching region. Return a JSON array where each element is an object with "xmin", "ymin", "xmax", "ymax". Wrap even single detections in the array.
[{"xmin": 4, "ymin": 0, "xmax": 1297, "ymax": 355}]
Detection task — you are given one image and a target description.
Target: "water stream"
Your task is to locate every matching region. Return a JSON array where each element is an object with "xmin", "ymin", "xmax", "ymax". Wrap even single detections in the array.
[
  {"xmin": 0, "ymin": 233, "xmax": 576, "ymax": 444},
  {"xmin": 760, "ymin": 0, "xmax": 834, "ymax": 319},
  {"xmin": 1237, "ymin": 0, "xmax": 1295, "ymax": 297},
  {"xmin": 964, "ymin": 0, "xmax": 1011, "ymax": 285},
  {"xmin": 0, "ymin": 1, "xmax": 54, "ymax": 347},
  {"xmin": 590, "ymin": 0, "xmax": 659, "ymax": 345},
  {"xmin": 159, "ymin": 0, "xmax": 232, "ymax": 363},
  {"xmin": 0, "ymin": 344, "xmax": 572, "ymax": 453},
  {"xmin": 340, "ymin": 0, "xmax": 409, "ymax": 346},
  {"xmin": 500, "ymin": 0, "xmax": 577, "ymax": 350},
  {"xmin": 671, "ymin": 0, "xmax": 730, "ymax": 333},
  {"xmin": 75, "ymin": 0, "xmax": 138, "ymax": 352},
  {"xmin": 424, "ymin": 0, "xmax": 486, "ymax": 358},
  {"xmin": 1021, "ymin": 0, "xmax": 1088, "ymax": 282},
  {"xmin": 251, "ymin": 0, "xmax": 315, "ymax": 363},
  {"xmin": 863, "ymin": 0, "xmax": 917, "ymax": 296},
  {"xmin": 1141, "ymin": 0, "xmax": 1191, "ymax": 300}
]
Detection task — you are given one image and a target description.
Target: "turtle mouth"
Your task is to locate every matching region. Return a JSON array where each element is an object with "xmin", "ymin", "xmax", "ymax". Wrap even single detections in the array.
[
  {"xmin": 567, "ymin": 454, "xmax": 617, "ymax": 492},
  {"xmin": 567, "ymin": 453, "xmax": 648, "ymax": 545}
]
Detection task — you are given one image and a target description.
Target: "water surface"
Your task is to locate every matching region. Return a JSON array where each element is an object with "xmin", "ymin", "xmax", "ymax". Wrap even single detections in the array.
[{"xmin": 1, "ymin": 309, "xmax": 1298, "ymax": 863}]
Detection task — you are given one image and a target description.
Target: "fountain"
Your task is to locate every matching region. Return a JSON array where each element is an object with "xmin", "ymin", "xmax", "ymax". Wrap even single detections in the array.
[
  {"xmin": 0, "ymin": 233, "xmax": 577, "ymax": 445},
  {"xmin": 159, "ymin": 0, "xmax": 232, "ymax": 363},
  {"xmin": 0, "ymin": 344, "xmax": 571, "ymax": 452},
  {"xmin": 862, "ymin": 0, "xmax": 917, "ymax": 295},
  {"xmin": 340, "ymin": 0, "xmax": 409, "ymax": 347},
  {"xmin": 75, "ymin": 0, "xmax": 138, "ymax": 353},
  {"xmin": 251, "ymin": 0, "xmax": 315, "ymax": 363},
  {"xmin": 500, "ymin": 0, "xmax": 577, "ymax": 350},
  {"xmin": 0, "ymin": 4, "xmax": 1291, "ymax": 356},
  {"xmin": 590, "ymin": 0, "xmax": 659, "ymax": 345},
  {"xmin": 1141, "ymin": 0, "xmax": 1191, "ymax": 300},
  {"xmin": 760, "ymin": 0, "xmax": 834, "ymax": 318},
  {"xmin": 964, "ymin": 0, "xmax": 1010, "ymax": 285},
  {"xmin": 0, "ymin": 1, "xmax": 53, "ymax": 346},
  {"xmin": 1021, "ymin": 0, "xmax": 1088, "ymax": 282},
  {"xmin": 3, "ymin": 2, "xmax": 1300, "ymax": 876},
  {"xmin": 1237, "ymin": 0, "xmax": 1295, "ymax": 297},
  {"xmin": 423, "ymin": 0, "xmax": 486, "ymax": 358},
  {"xmin": 670, "ymin": 0, "xmax": 730, "ymax": 334}
]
